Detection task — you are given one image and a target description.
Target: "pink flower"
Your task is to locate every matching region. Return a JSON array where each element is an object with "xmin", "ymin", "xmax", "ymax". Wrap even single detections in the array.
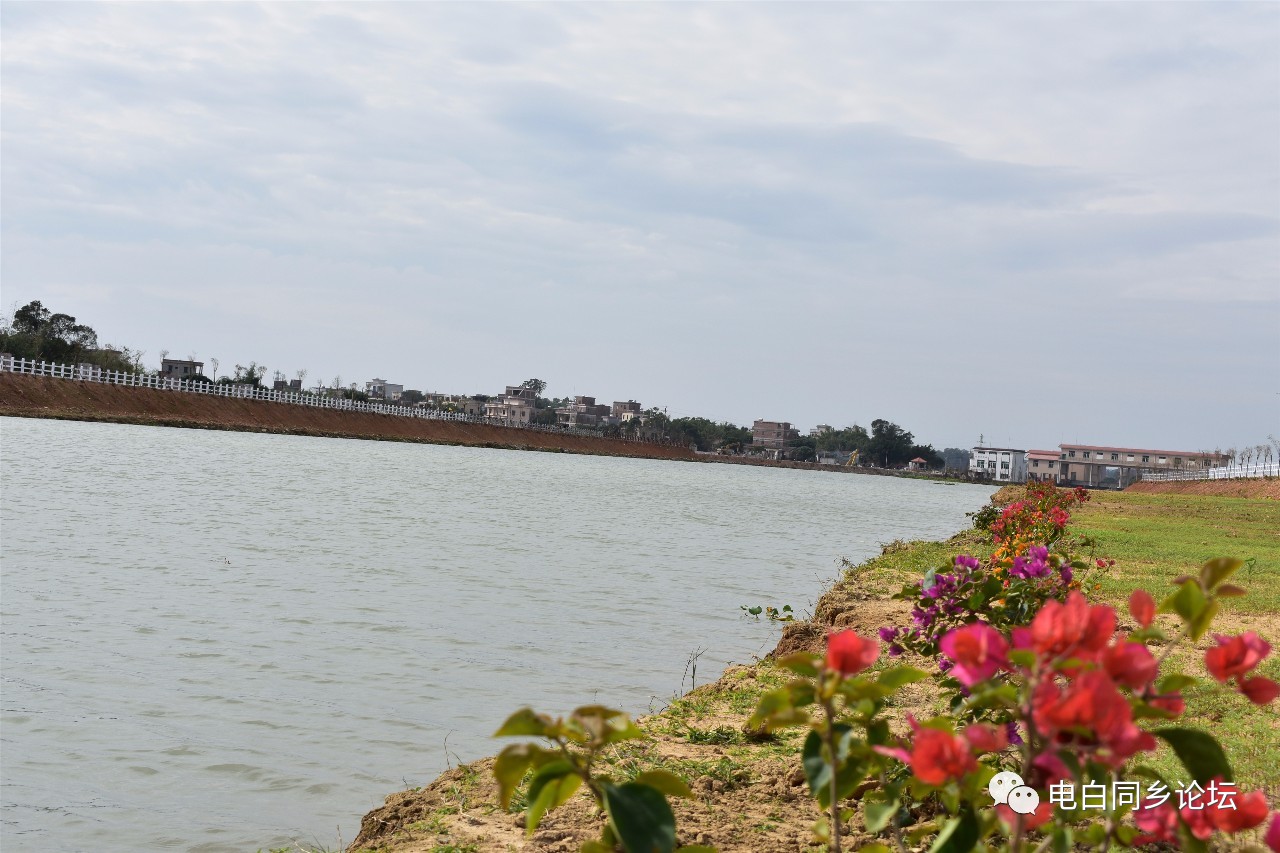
[
  {"xmin": 826, "ymin": 630, "xmax": 880, "ymax": 676},
  {"xmin": 1212, "ymin": 789, "xmax": 1270, "ymax": 834},
  {"xmin": 940, "ymin": 623, "xmax": 1008, "ymax": 686},
  {"xmin": 1029, "ymin": 592, "xmax": 1114, "ymax": 662},
  {"xmin": 996, "ymin": 800, "xmax": 1053, "ymax": 830},
  {"xmin": 1133, "ymin": 802, "xmax": 1178, "ymax": 844},
  {"xmin": 1129, "ymin": 589, "xmax": 1155, "ymax": 629},
  {"xmin": 1205, "ymin": 632, "xmax": 1271, "ymax": 682},
  {"xmin": 1264, "ymin": 812, "xmax": 1280, "ymax": 852}
]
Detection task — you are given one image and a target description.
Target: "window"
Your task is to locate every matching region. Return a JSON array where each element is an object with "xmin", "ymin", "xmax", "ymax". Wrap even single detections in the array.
[
  {"xmin": 1142, "ymin": 455, "xmax": 1150, "ymax": 463},
  {"xmin": 988, "ymin": 461, "xmax": 996, "ymax": 469},
  {"xmin": 1127, "ymin": 455, "xmax": 1135, "ymax": 462},
  {"xmin": 1047, "ymin": 461, "xmax": 1056, "ymax": 469},
  {"xmin": 1083, "ymin": 451, "xmax": 1091, "ymax": 459},
  {"xmin": 1032, "ymin": 460, "xmax": 1040, "ymax": 467},
  {"xmin": 1174, "ymin": 457, "xmax": 1182, "ymax": 466},
  {"xmin": 1068, "ymin": 450, "xmax": 1076, "ymax": 458},
  {"xmin": 1158, "ymin": 456, "xmax": 1167, "ymax": 463},
  {"xmin": 1001, "ymin": 462, "xmax": 1010, "ymax": 469},
  {"xmin": 1111, "ymin": 453, "xmax": 1119, "ymax": 461}
]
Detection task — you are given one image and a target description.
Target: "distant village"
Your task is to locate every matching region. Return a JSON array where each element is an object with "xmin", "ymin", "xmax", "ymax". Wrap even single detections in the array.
[
  {"xmin": 154, "ymin": 356, "xmax": 1241, "ymax": 490},
  {"xmin": 0, "ymin": 297, "xmax": 1254, "ymax": 493}
]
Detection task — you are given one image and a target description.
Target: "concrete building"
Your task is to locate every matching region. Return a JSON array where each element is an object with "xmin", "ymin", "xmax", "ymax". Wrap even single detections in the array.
[
  {"xmin": 484, "ymin": 385, "xmax": 538, "ymax": 423},
  {"xmin": 970, "ymin": 446, "xmax": 1027, "ymax": 483},
  {"xmin": 1056, "ymin": 444, "xmax": 1231, "ymax": 488},
  {"xmin": 612, "ymin": 400, "xmax": 643, "ymax": 422},
  {"xmin": 273, "ymin": 378, "xmax": 303, "ymax": 392},
  {"xmin": 557, "ymin": 395, "xmax": 611, "ymax": 428},
  {"xmin": 365, "ymin": 379, "xmax": 404, "ymax": 401},
  {"xmin": 752, "ymin": 420, "xmax": 800, "ymax": 451},
  {"xmin": 160, "ymin": 358, "xmax": 204, "ymax": 380},
  {"xmin": 1026, "ymin": 449, "xmax": 1061, "ymax": 483},
  {"xmin": 810, "ymin": 424, "xmax": 833, "ymax": 437}
]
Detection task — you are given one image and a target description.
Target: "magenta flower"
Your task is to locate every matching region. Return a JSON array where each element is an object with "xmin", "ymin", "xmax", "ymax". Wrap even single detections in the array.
[{"xmin": 939, "ymin": 622, "xmax": 1009, "ymax": 686}]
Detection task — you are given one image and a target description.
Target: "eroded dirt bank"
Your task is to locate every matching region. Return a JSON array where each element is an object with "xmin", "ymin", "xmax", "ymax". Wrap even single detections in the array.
[
  {"xmin": 1124, "ymin": 478, "xmax": 1279, "ymax": 499},
  {"xmin": 0, "ymin": 374, "xmax": 696, "ymax": 461}
]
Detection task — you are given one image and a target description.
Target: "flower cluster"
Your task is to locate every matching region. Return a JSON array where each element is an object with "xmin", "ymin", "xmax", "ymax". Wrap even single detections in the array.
[{"xmin": 988, "ymin": 482, "xmax": 1089, "ymax": 574}]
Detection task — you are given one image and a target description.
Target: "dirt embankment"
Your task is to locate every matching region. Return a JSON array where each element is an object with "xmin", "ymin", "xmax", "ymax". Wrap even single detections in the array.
[
  {"xmin": 0, "ymin": 374, "xmax": 696, "ymax": 462},
  {"xmin": 1124, "ymin": 478, "xmax": 1280, "ymax": 499}
]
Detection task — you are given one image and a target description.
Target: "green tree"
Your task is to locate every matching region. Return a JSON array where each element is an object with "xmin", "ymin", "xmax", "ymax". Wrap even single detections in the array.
[
  {"xmin": 521, "ymin": 378, "xmax": 547, "ymax": 397},
  {"xmin": 401, "ymin": 389, "xmax": 425, "ymax": 404},
  {"xmin": 865, "ymin": 419, "xmax": 915, "ymax": 467}
]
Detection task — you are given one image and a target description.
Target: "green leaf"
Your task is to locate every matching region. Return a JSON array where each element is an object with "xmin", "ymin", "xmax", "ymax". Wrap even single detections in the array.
[
  {"xmin": 1007, "ymin": 649, "xmax": 1037, "ymax": 669},
  {"xmin": 633, "ymin": 770, "xmax": 694, "ymax": 799},
  {"xmin": 571, "ymin": 705, "xmax": 645, "ymax": 746},
  {"xmin": 877, "ymin": 666, "xmax": 930, "ymax": 690},
  {"xmin": 857, "ymin": 845, "xmax": 893, "ymax": 853},
  {"xmin": 494, "ymin": 743, "xmax": 538, "ymax": 810},
  {"xmin": 581, "ymin": 842, "xmax": 613, "ymax": 853},
  {"xmin": 525, "ymin": 761, "xmax": 582, "ymax": 835},
  {"xmin": 776, "ymin": 651, "xmax": 821, "ymax": 677},
  {"xmin": 1200, "ymin": 558, "xmax": 1243, "ymax": 591},
  {"xmin": 1051, "ymin": 824, "xmax": 1073, "ymax": 853},
  {"xmin": 603, "ymin": 782, "xmax": 677, "ymax": 853},
  {"xmin": 864, "ymin": 796, "xmax": 901, "ymax": 833},
  {"xmin": 929, "ymin": 807, "xmax": 979, "ymax": 853},
  {"xmin": 494, "ymin": 707, "xmax": 552, "ymax": 738},
  {"xmin": 1154, "ymin": 727, "xmax": 1234, "ymax": 783},
  {"xmin": 801, "ymin": 727, "xmax": 866, "ymax": 808},
  {"xmin": 1187, "ymin": 598, "xmax": 1219, "ymax": 642},
  {"xmin": 1161, "ymin": 579, "xmax": 1206, "ymax": 624},
  {"xmin": 1157, "ymin": 674, "xmax": 1197, "ymax": 693}
]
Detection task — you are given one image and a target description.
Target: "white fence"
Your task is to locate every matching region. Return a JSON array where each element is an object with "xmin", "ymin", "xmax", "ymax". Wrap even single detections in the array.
[
  {"xmin": 1140, "ymin": 461, "xmax": 1279, "ymax": 482},
  {"xmin": 0, "ymin": 356, "xmax": 665, "ymax": 446}
]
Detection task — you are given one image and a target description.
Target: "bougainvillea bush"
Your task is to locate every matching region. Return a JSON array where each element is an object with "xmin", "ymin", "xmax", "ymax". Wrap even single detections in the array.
[{"xmin": 752, "ymin": 558, "xmax": 1279, "ymax": 853}]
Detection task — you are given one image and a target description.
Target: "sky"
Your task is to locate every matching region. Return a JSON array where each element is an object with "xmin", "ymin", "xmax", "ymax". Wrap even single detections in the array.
[{"xmin": 2, "ymin": 2, "xmax": 1277, "ymax": 454}]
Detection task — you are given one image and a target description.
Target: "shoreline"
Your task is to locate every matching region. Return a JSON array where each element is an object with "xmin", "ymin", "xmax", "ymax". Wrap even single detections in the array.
[
  {"xmin": 341, "ymin": 483, "xmax": 1280, "ymax": 853},
  {"xmin": 0, "ymin": 374, "xmax": 971, "ymax": 484}
]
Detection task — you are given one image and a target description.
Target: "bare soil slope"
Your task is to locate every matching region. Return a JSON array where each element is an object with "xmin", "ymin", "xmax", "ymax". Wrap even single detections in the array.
[
  {"xmin": 1124, "ymin": 478, "xmax": 1279, "ymax": 499},
  {"xmin": 0, "ymin": 374, "xmax": 695, "ymax": 461}
]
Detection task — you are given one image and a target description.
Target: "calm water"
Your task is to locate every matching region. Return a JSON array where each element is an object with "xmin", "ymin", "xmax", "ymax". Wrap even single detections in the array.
[{"xmin": 0, "ymin": 417, "xmax": 995, "ymax": 852}]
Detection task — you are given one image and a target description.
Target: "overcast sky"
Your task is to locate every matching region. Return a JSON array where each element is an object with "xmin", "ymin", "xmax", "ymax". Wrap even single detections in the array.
[{"xmin": 3, "ymin": 2, "xmax": 1277, "ymax": 453}]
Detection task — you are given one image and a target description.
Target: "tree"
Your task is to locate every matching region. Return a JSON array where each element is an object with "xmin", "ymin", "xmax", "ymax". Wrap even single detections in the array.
[
  {"xmin": 521, "ymin": 378, "xmax": 547, "ymax": 397},
  {"xmin": 789, "ymin": 445, "xmax": 816, "ymax": 462},
  {"xmin": 941, "ymin": 448, "xmax": 971, "ymax": 471},
  {"xmin": 401, "ymin": 389, "xmax": 425, "ymax": 404},
  {"xmin": 865, "ymin": 419, "xmax": 915, "ymax": 467},
  {"xmin": 0, "ymin": 300, "xmax": 142, "ymax": 370},
  {"xmin": 228, "ymin": 362, "xmax": 266, "ymax": 387}
]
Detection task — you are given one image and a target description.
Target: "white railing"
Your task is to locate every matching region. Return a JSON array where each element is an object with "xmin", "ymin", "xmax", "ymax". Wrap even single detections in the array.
[
  {"xmin": 1140, "ymin": 461, "xmax": 1279, "ymax": 482},
  {"xmin": 0, "ymin": 356, "xmax": 666, "ymax": 446}
]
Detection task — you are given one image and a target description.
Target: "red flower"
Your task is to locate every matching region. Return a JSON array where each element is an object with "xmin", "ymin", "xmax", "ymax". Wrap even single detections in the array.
[
  {"xmin": 1129, "ymin": 589, "xmax": 1155, "ymax": 629},
  {"xmin": 1148, "ymin": 692, "xmax": 1186, "ymax": 717},
  {"xmin": 1029, "ymin": 592, "xmax": 1114, "ymax": 662},
  {"xmin": 1103, "ymin": 641, "xmax": 1158, "ymax": 690},
  {"xmin": 1182, "ymin": 802, "xmax": 1216, "ymax": 840},
  {"xmin": 940, "ymin": 623, "xmax": 1008, "ymax": 686},
  {"xmin": 1205, "ymin": 632, "xmax": 1271, "ymax": 682},
  {"xmin": 1032, "ymin": 671, "xmax": 1155, "ymax": 765},
  {"xmin": 1265, "ymin": 812, "xmax": 1280, "ymax": 852},
  {"xmin": 1212, "ymin": 789, "xmax": 1270, "ymax": 834},
  {"xmin": 1133, "ymin": 802, "xmax": 1178, "ymax": 844},
  {"xmin": 963, "ymin": 723, "xmax": 1008, "ymax": 754},
  {"xmin": 1239, "ymin": 676, "xmax": 1279, "ymax": 705},
  {"xmin": 908, "ymin": 728, "xmax": 976, "ymax": 785},
  {"xmin": 826, "ymin": 630, "xmax": 880, "ymax": 676}
]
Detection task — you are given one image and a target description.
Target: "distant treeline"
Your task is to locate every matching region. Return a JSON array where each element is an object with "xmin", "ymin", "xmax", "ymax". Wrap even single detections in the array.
[{"xmin": 0, "ymin": 301, "xmax": 145, "ymax": 373}]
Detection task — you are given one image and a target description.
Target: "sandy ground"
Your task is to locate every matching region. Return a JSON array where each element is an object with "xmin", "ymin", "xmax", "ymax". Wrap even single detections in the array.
[{"xmin": 0, "ymin": 374, "xmax": 695, "ymax": 462}]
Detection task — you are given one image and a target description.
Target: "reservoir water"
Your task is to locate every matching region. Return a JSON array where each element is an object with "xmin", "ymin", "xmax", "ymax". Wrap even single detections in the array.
[{"xmin": 0, "ymin": 417, "xmax": 995, "ymax": 852}]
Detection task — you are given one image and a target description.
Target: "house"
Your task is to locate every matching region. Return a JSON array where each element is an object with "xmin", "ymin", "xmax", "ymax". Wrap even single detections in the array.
[
  {"xmin": 908, "ymin": 457, "xmax": 930, "ymax": 471},
  {"xmin": 366, "ymin": 379, "xmax": 404, "ymax": 401},
  {"xmin": 810, "ymin": 424, "xmax": 833, "ymax": 437},
  {"xmin": 1056, "ymin": 444, "xmax": 1231, "ymax": 489},
  {"xmin": 160, "ymin": 358, "xmax": 204, "ymax": 380},
  {"xmin": 612, "ymin": 400, "xmax": 643, "ymax": 422},
  {"xmin": 970, "ymin": 446, "xmax": 1027, "ymax": 483},
  {"xmin": 752, "ymin": 419, "xmax": 800, "ymax": 450},
  {"xmin": 420, "ymin": 393, "xmax": 487, "ymax": 417},
  {"xmin": 484, "ymin": 385, "xmax": 538, "ymax": 423},
  {"xmin": 557, "ymin": 395, "xmax": 611, "ymax": 428},
  {"xmin": 273, "ymin": 379, "xmax": 303, "ymax": 392},
  {"xmin": 1026, "ymin": 449, "xmax": 1061, "ymax": 482}
]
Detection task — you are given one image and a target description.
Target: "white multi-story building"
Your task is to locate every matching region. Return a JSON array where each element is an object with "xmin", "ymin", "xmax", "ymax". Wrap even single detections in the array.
[
  {"xmin": 970, "ymin": 446, "xmax": 1027, "ymax": 483},
  {"xmin": 484, "ymin": 385, "xmax": 538, "ymax": 423},
  {"xmin": 366, "ymin": 378, "xmax": 404, "ymax": 401}
]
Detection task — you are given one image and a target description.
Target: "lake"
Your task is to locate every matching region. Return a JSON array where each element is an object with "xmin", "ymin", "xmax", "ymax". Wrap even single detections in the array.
[{"xmin": 0, "ymin": 417, "xmax": 994, "ymax": 852}]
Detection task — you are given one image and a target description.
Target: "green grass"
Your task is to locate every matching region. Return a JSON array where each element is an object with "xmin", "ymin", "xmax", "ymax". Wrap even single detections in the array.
[{"xmin": 1071, "ymin": 491, "xmax": 1280, "ymax": 614}]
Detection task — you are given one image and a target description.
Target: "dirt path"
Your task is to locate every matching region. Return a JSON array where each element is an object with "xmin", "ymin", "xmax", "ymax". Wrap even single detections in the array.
[{"xmin": 0, "ymin": 374, "xmax": 695, "ymax": 462}]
